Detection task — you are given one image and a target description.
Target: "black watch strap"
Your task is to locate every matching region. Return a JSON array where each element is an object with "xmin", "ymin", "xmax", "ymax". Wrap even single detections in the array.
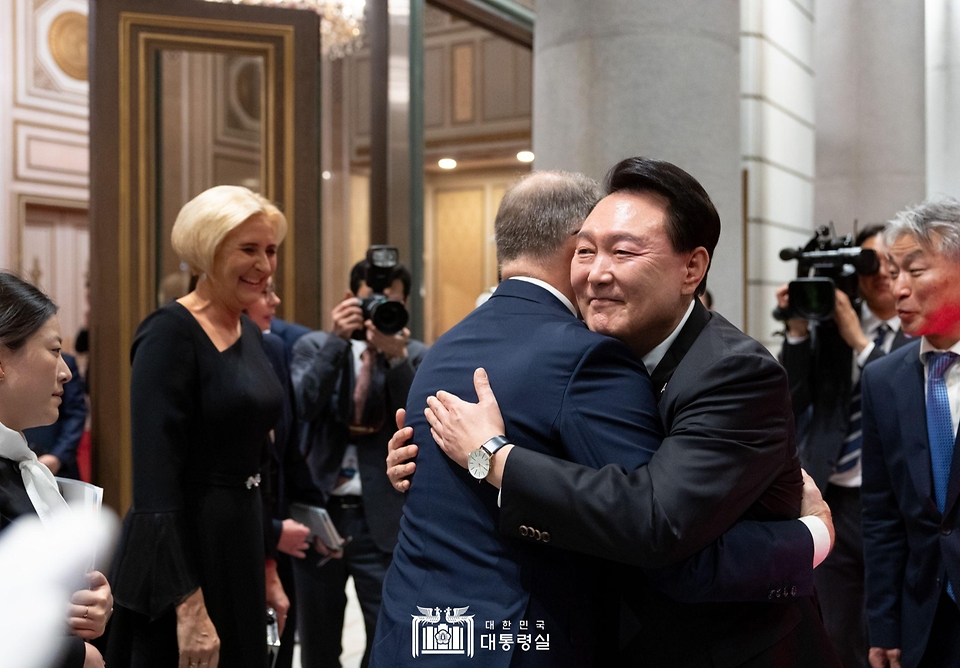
[{"xmin": 481, "ymin": 435, "xmax": 510, "ymax": 456}]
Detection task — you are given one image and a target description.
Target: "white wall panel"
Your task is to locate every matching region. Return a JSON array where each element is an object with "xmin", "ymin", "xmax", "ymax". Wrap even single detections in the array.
[
  {"xmin": 747, "ymin": 161, "xmax": 815, "ymax": 230},
  {"xmin": 747, "ymin": 220, "xmax": 812, "ymax": 284}
]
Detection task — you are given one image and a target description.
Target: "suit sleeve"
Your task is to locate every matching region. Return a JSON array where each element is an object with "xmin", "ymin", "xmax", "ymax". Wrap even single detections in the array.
[
  {"xmin": 291, "ymin": 333, "xmax": 349, "ymax": 423},
  {"xmin": 642, "ymin": 520, "xmax": 814, "ymax": 602},
  {"xmin": 861, "ymin": 364, "xmax": 908, "ymax": 649},
  {"xmin": 555, "ymin": 338, "xmax": 662, "ymax": 470},
  {"xmin": 46, "ymin": 355, "xmax": 86, "ymax": 472},
  {"xmin": 501, "ymin": 350, "xmax": 801, "ymax": 572},
  {"xmin": 383, "ymin": 341, "xmax": 428, "ymax": 424}
]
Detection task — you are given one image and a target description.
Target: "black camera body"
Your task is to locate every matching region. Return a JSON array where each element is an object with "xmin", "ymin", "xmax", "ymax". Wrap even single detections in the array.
[
  {"xmin": 774, "ymin": 226, "xmax": 880, "ymax": 322},
  {"xmin": 356, "ymin": 245, "xmax": 409, "ymax": 336}
]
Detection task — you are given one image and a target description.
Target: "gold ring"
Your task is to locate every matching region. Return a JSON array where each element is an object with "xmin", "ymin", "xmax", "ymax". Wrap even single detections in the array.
[{"xmin": 83, "ymin": 606, "xmax": 89, "ymax": 619}]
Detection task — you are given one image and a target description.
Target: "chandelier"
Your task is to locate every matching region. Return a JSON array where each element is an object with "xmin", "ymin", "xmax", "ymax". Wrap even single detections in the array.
[{"xmin": 204, "ymin": 0, "xmax": 366, "ymax": 59}]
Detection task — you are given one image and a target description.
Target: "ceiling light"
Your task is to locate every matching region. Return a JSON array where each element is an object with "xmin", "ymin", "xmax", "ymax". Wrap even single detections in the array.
[
  {"xmin": 438, "ymin": 158, "xmax": 457, "ymax": 170},
  {"xmin": 517, "ymin": 150, "xmax": 535, "ymax": 163}
]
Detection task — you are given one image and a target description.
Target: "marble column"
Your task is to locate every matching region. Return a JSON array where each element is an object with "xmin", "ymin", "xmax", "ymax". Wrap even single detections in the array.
[
  {"xmin": 815, "ymin": 0, "xmax": 926, "ymax": 232},
  {"xmin": 927, "ymin": 0, "xmax": 960, "ymax": 200},
  {"xmin": 532, "ymin": 0, "xmax": 743, "ymax": 324}
]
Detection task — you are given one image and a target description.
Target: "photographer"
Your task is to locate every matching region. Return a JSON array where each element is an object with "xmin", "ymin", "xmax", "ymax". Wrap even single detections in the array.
[
  {"xmin": 778, "ymin": 224, "xmax": 907, "ymax": 668},
  {"xmin": 290, "ymin": 251, "xmax": 427, "ymax": 668}
]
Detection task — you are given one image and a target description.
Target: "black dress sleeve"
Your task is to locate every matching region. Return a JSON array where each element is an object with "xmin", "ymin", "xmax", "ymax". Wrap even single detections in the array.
[
  {"xmin": 110, "ymin": 308, "xmax": 202, "ymax": 620},
  {"xmin": 56, "ymin": 637, "xmax": 86, "ymax": 668}
]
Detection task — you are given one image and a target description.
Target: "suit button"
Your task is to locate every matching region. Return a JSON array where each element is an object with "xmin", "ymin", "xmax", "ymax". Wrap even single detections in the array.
[
  {"xmin": 541, "ymin": 532, "xmax": 551, "ymax": 543},
  {"xmin": 776, "ymin": 588, "xmax": 782, "ymax": 598},
  {"xmin": 768, "ymin": 591, "xmax": 774, "ymax": 600},
  {"xmin": 519, "ymin": 526, "xmax": 529, "ymax": 537},
  {"xmin": 942, "ymin": 526, "xmax": 952, "ymax": 536},
  {"xmin": 533, "ymin": 529, "xmax": 542, "ymax": 541},
  {"xmin": 791, "ymin": 586, "xmax": 797, "ymax": 597}
]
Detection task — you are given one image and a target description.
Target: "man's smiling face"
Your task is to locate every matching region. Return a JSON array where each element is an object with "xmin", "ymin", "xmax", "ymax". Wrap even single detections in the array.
[{"xmin": 571, "ymin": 191, "xmax": 697, "ymax": 356}]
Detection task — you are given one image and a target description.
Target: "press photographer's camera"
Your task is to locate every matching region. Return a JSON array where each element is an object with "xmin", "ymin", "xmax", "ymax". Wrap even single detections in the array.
[
  {"xmin": 774, "ymin": 225, "xmax": 880, "ymax": 322},
  {"xmin": 357, "ymin": 245, "xmax": 409, "ymax": 335}
]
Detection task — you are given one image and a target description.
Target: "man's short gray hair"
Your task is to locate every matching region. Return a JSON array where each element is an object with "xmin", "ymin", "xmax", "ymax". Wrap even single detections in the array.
[
  {"xmin": 495, "ymin": 171, "xmax": 602, "ymax": 265},
  {"xmin": 884, "ymin": 197, "xmax": 960, "ymax": 261}
]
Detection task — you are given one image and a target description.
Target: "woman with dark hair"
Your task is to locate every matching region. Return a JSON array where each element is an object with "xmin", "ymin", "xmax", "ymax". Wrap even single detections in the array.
[
  {"xmin": 107, "ymin": 186, "xmax": 289, "ymax": 668},
  {"xmin": 0, "ymin": 271, "xmax": 113, "ymax": 668}
]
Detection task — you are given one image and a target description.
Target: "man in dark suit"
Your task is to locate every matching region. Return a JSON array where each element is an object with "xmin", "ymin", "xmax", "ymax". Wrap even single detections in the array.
[
  {"xmin": 413, "ymin": 158, "xmax": 839, "ymax": 666},
  {"xmin": 778, "ymin": 224, "xmax": 909, "ymax": 667},
  {"xmin": 381, "ymin": 164, "xmax": 838, "ymax": 667},
  {"xmin": 291, "ymin": 260, "xmax": 427, "ymax": 668},
  {"xmin": 24, "ymin": 352, "xmax": 85, "ymax": 480},
  {"xmin": 861, "ymin": 199, "xmax": 960, "ymax": 668},
  {"xmin": 270, "ymin": 316, "xmax": 310, "ymax": 362}
]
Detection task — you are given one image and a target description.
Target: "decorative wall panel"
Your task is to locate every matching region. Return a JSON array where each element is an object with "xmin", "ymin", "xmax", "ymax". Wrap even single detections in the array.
[
  {"xmin": 15, "ymin": 0, "xmax": 89, "ymax": 117},
  {"xmin": 14, "ymin": 121, "xmax": 88, "ymax": 187}
]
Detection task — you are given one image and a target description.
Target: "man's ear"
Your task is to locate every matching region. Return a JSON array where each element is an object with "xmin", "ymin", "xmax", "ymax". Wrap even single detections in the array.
[{"xmin": 682, "ymin": 247, "xmax": 710, "ymax": 296}]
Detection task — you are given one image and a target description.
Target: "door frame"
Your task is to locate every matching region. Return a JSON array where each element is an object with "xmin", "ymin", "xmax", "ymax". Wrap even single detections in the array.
[{"xmin": 90, "ymin": 0, "xmax": 319, "ymax": 511}]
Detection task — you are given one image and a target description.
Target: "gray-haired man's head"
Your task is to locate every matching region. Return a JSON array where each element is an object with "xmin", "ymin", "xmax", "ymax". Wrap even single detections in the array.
[
  {"xmin": 494, "ymin": 171, "xmax": 602, "ymax": 267},
  {"xmin": 883, "ymin": 197, "xmax": 960, "ymax": 346}
]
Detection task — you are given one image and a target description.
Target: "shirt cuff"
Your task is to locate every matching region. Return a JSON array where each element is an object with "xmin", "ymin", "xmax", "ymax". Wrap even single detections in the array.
[
  {"xmin": 856, "ymin": 341, "xmax": 876, "ymax": 368},
  {"xmin": 799, "ymin": 516, "xmax": 831, "ymax": 568},
  {"xmin": 785, "ymin": 334, "xmax": 809, "ymax": 345}
]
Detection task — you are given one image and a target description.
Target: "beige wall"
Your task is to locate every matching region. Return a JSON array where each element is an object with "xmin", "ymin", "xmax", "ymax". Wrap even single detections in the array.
[{"xmin": 0, "ymin": 0, "xmax": 91, "ymax": 345}]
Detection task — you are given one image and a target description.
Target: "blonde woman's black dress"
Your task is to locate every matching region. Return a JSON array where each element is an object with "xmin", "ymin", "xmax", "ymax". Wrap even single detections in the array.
[{"xmin": 107, "ymin": 304, "xmax": 283, "ymax": 667}]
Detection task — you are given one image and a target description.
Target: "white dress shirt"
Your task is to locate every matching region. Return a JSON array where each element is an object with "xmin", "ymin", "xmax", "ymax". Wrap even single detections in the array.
[
  {"xmin": 641, "ymin": 300, "xmax": 696, "ymax": 376},
  {"xmin": 505, "ymin": 276, "xmax": 578, "ymax": 317}
]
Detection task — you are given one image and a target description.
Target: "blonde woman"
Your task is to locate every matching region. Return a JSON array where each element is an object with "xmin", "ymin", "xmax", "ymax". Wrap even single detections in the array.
[{"xmin": 107, "ymin": 186, "xmax": 289, "ymax": 668}]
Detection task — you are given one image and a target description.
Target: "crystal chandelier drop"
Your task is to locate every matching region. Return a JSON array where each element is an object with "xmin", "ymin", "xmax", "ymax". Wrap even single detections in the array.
[{"xmin": 204, "ymin": 0, "xmax": 366, "ymax": 59}]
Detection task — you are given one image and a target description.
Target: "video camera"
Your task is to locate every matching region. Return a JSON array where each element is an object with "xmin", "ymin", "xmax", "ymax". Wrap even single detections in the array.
[
  {"xmin": 356, "ymin": 245, "xmax": 409, "ymax": 336},
  {"xmin": 773, "ymin": 225, "xmax": 880, "ymax": 322}
]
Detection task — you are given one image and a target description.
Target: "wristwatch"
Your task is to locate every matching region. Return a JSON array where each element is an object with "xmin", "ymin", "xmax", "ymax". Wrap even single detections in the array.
[{"xmin": 467, "ymin": 435, "xmax": 510, "ymax": 480}]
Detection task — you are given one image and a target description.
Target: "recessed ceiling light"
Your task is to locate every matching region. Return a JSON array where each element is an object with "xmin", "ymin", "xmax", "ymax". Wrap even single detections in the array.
[
  {"xmin": 438, "ymin": 158, "xmax": 457, "ymax": 170},
  {"xmin": 321, "ymin": 171, "xmax": 332, "ymax": 180},
  {"xmin": 517, "ymin": 151, "xmax": 535, "ymax": 163}
]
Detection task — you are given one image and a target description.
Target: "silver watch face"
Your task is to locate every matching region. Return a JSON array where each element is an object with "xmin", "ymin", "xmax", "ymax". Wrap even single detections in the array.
[{"xmin": 467, "ymin": 448, "xmax": 491, "ymax": 480}]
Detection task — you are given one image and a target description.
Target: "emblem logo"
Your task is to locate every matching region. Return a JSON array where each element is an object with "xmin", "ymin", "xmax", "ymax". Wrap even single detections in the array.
[{"xmin": 411, "ymin": 606, "xmax": 475, "ymax": 658}]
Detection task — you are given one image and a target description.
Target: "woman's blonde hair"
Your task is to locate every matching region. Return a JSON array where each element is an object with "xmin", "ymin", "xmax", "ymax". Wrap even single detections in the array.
[{"xmin": 171, "ymin": 185, "xmax": 287, "ymax": 275}]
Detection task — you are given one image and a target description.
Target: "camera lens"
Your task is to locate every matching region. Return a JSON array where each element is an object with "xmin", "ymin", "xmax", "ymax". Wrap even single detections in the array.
[{"xmin": 370, "ymin": 300, "xmax": 409, "ymax": 335}]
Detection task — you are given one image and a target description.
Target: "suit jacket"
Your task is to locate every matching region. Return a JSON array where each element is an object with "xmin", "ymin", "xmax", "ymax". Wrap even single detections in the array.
[
  {"xmin": 23, "ymin": 353, "xmax": 86, "ymax": 480},
  {"xmin": 261, "ymin": 333, "xmax": 325, "ymax": 550},
  {"xmin": 780, "ymin": 318, "xmax": 909, "ymax": 491},
  {"xmin": 291, "ymin": 329, "xmax": 427, "ymax": 553},
  {"xmin": 499, "ymin": 301, "xmax": 836, "ymax": 667},
  {"xmin": 369, "ymin": 279, "xmax": 664, "ymax": 668},
  {"xmin": 270, "ymin": 318, "xmax": 311, "ymax": 362},
  {"xmin": 861, "ymin": 340, "xmax": 960, "ymax": 668}
]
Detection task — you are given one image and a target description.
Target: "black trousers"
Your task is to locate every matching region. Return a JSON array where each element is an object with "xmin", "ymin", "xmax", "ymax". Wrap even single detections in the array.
[
  {"xmin": 815, "ymin": 484, "xmax": 867, "ymax": 668},
  {"xmin": 293, "ymin": 498, "xmax": 393, "ymax": 668},
  {"xmin": 918, "ymin": 591, "xmax": 960, "ymax": 668}
]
